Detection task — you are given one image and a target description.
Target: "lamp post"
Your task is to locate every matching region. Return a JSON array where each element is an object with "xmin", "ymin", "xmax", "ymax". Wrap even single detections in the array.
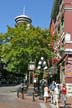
[
  {"xmin": 37, "ymin": 57, "xmax": 48, "ymax": 79},
  {"xmin": 28, "ymin": 61, "xmax": 35, "ymax": 85},
  {"xmin": 37, "ymin": 57, "xmax": 48, "ymax": 100}
]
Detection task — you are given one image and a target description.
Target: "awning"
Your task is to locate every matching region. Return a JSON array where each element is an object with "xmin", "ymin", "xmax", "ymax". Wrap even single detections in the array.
[
  {"xmin": 57, "ymin": 54, "xmax": 67, "ymax": 65},
  {"xmin": 48, "ymin": 64, "xmax": 58, "ymax": 75}
]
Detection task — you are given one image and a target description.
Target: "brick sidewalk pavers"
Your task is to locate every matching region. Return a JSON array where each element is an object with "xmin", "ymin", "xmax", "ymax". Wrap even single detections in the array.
[
  {"xmin": 59, "ymin": 96, "xmax": 72, "ymax": 108},
  {"xmin": 0, "ymin": 92, "xmax": 51, "ymax": 108},
  {"xmin": 1, "ymin": 92, "xmax": 72, "ymax": 108},
  {"xmin": 0, "ymin": 94, "xmax": 40, "ymax": 108},
  {"xmin": 1, "ymin": 85, "xmax": 72, "ymax": 108}
]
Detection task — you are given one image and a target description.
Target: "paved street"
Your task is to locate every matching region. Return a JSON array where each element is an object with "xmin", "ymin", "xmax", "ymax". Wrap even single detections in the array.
[
  {"xmin": 0, "ymin": 85, "xmax": 51, "ymax": 108},
  {"xmin": 0, "ymin": 93, "xmax": 51, "ymax": 108},
  {"xmin": 0, "ymin": 93, "xmax": 40, "ymax": 108},
  {"xmin": 0, "ymin": 85, "xmax": 72, "ymax": 108}
]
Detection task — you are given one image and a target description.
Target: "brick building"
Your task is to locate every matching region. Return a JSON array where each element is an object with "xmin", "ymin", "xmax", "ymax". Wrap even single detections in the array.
[{"xmin": 50, "ymin": 0, "xmax": 72, "ymax": 96}]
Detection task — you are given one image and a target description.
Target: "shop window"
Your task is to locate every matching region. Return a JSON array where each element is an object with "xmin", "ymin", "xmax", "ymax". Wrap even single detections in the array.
[
  {"xmin": 62, "ymin": 61, "xmax": 65, "ymax": 83},
  {"xmin": 65, "ymin": 32, "xmax": 71, "ymax": 42},
  {"xmin": 62, "ymin": 38, "xmax": 64, "ymax": 49},
  {"xmin": 58, "ymin": 25, "xmax": 60, "ymax": 39},
  {"xmin": 61, "ymin": 16, "xmax": 64, "ymax": 31}
]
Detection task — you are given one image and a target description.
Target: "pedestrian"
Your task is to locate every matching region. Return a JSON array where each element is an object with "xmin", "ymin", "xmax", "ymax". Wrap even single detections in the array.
[
  {"xmin": 54, "ymin": 84, "xmax": 59, "ymax": 108},
  {"xmin": 61, "ymin": 84, "xmax": 67, "ymax": 106},
  {"xmin": 44, "ymin": 83, "xmax": 49, "ymax": 103},
  {"xmin": 39, "ymin": 78, "xmax": 46, "ymax": 93},
  {"xmin": 20, "ymin": 81, "xmax": 25, "ymax": 99},
  {"xmin": 49, "ymin": 81, "xmax": 56, "ymax": 104},
  {"xmin": 17, "ymin": 81, "xmax": 24, "ymax": 99},
  {"xmin": 57, "ymin": 84, "xmax": 61, "ymax": 99},
  {"xmin": 33, "ymin": 77, "xmax": 38, "ymax": 94}
]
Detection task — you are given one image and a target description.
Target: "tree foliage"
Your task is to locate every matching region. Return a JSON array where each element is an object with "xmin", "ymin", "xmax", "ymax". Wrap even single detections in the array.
[{"xmin": 1, "ymin": 24, "xmax": 55, "ymax": 74}]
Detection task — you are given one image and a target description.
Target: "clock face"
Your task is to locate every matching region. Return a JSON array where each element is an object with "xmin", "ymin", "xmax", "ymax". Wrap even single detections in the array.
[{"xmin": 29, "ymin": 65, "xmax": 35, "ymax": 70}]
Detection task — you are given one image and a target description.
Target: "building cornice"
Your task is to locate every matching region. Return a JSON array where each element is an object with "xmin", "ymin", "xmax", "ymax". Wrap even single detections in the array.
[
  {"xmin": 64, "ymin": 7, "xmax": 72, "ymax": 11},
  {"xmin": 65, "ymin": 49, "xmax": 72, "ymax": 52},
  {"xmin": 65, "ymin": 41, "xmax": 72, "ymax": 44}
]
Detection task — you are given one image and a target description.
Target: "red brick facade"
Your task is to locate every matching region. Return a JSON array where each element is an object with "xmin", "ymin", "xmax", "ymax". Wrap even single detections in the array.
[{"xmin": 50, "ymin": 0, "xmax": 72, "ymax": 90}]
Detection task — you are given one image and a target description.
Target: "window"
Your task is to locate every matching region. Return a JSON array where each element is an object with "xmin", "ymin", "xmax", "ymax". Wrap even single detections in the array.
[{"xmin": 65, "ymin": 32, "xmax": 71, "ymax": 42}]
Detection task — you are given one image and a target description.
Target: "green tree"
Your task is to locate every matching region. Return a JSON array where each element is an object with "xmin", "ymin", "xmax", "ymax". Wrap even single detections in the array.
[
  {"xmin": 1, "ymin": 24, "xmax": 55, "ymax": 75},
  {"xmin": 0, "ymin": 33, "xmax": 5, "ymax": 60}
]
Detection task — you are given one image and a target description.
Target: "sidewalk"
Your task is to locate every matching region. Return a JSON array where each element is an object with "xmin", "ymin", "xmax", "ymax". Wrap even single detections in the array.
[
  {"xmin": 59, "ymin": 96, "xmax": 72, "ymax": 108},
  {"xmin": 47, "ymin": 95, "xmax": 72, "ymax": 108},
  {"xmin": 23, "ymin": 85, "xmax": 51, "ymax": 108},
  {"xmin": 9, "ymin": 84, "xmax": 72, "ymax": 108}
]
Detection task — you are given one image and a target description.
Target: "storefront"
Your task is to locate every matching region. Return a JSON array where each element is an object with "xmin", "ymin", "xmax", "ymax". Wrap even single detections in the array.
[{"xmin": 58, "ymin": 54, "xmax": 72, "ymax": 96}]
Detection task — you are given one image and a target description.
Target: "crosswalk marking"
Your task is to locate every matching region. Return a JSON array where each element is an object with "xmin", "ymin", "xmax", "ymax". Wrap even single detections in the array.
[{"xmin": 40, "ymin": 103, "xmax": 47, "ymax": 108}]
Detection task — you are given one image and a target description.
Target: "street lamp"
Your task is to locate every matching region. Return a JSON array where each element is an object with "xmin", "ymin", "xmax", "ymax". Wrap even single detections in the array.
[
  {"xmin": 37, "ymin": 57, "xmax": 48, "ymax": 77},
  {"xmin": 37, "ymin": 56, "xmax": 48, "ymax": 100}
]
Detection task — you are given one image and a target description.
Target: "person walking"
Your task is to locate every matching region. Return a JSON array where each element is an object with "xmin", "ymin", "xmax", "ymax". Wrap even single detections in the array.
[
  {"xmin": 54, "ymin": 84, "xmax": 59, "ymax": 108},
  {"xmin": 44, "ymin": 83, "xmax": 49, "ymax": 103},
  {"xmin": 33, "ymin": 77, "xmax": 38, "ymax": 94},
  {"xmin": 61, "ymin": 84, "xmax": 67, "ymax": 107},
  {"xmin": 49, "ymin": 81, "xmax": 56, "ymax": 104}
]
